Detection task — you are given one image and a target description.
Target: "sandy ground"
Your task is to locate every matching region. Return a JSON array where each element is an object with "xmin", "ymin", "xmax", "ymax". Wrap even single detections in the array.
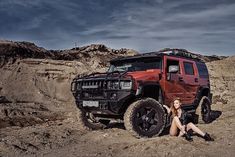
[
  {"xmin": 0, "ymin": 57, "xmax": 235, "ymax": 157},
  {"xmin": 0, "ymin": 100, "xmax": 234, "ymax": 157}
]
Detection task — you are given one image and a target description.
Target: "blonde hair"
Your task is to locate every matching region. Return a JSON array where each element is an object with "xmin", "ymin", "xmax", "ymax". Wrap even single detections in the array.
[{"xmin": 170, "ymin": 97, "xmax": 181, "ymax": 117}]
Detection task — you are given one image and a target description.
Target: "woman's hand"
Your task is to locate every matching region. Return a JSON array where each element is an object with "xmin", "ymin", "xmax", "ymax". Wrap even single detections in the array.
[{"xmin": 163, "ymin": 104, "xmax": 170, "ymax": 114}]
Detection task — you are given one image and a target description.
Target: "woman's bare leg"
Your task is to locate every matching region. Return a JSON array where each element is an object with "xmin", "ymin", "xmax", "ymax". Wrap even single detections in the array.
[
  {"xmin": 186, "ymin": 122, "xmax": 205, "ymax": 136},
  {"xmin": 178, "ymin": 126, "xmax": 186, "ymax": 137},
  {"xmin": 170, "ymin": 117, "xmax": 186, "ymax": 136},
  {"xmin": 173, "ymin": 117, "xmax": 186, "ymax": 133},
  {"xmin": 169, "ymin": 119, "xmax": 178, "ymax": 136}
]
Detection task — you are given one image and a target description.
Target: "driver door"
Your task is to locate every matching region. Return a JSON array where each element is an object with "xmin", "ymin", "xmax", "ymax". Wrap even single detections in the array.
[{"xmin": 162, "ymin": 56, "xmax": 187, "ymax": 106}]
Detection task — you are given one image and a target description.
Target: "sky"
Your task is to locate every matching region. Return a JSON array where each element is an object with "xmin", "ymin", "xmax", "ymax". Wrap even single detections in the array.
[{"xmin": 0, "ymin": 0, "xmax": 235, "ymax": 55}]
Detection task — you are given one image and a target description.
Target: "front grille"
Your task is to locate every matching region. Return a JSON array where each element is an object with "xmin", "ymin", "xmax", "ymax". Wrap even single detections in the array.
[
  {"xmin": 80, "ymin": 80, "xmax": 105, "ymax": 89},
  {"xmin": 75, "ymin": 78, "xmax": 131, "ymax": 100},
  {"xmin": 77, "ymin": 79, "xmax": 107, "ymax": 99}
]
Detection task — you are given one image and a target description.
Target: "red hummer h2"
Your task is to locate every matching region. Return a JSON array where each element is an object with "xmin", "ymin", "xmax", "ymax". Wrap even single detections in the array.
[{"xmin": 71, "ymin": 49, "xmax": 212, "ymax": 138}]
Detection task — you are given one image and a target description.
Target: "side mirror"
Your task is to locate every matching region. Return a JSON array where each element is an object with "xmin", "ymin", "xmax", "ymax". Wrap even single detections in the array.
[{"xmin": 168, "ymin": 65, "xmax": 179, "ymax": 73}]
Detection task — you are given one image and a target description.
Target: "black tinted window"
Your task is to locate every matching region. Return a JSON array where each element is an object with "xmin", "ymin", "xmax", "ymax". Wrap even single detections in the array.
[
  {"xmin": 109, "ymin": 58, "xmax": 161, "ymax": 72},
  {"xmin": 196, "ymin": 62, "xmax": 209, "ymax": 78},
  {"xmin": 166, "ymin": 59, "xmax": 180, "ymax": 73},
  {"xmin": 184, "ymin": 62, "xmax": 194, "ymax": 75}
]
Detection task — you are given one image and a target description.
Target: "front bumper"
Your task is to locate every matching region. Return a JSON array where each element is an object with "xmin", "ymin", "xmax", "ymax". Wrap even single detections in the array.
[{"xmin": 75, "ymin": 90, "xmax": 135, "ymax": 115}]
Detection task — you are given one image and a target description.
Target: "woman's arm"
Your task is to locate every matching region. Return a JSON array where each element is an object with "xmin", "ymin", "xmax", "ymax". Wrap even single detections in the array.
[{"xmin": 163, "ymin": 104, "xmax": 171, "ymax": 114}]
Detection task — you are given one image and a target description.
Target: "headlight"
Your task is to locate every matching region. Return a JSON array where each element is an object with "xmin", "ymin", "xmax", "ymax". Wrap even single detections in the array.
[
  {"xmin": 107, "ymin": 81, "xmax": 119, "ymax": 89},
  {"xmin": 120, "ymin": 81, "xmax": 132, "ymax": 90},
  {"xmin": 107, "ymin": 80, "xmax": 132, "ymax": 90}
]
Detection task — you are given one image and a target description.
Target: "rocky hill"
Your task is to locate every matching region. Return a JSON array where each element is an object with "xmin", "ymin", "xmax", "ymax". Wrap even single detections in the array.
[{"xmin": 0, "ymin": 40, "xmax": 138, "ymax": 68}]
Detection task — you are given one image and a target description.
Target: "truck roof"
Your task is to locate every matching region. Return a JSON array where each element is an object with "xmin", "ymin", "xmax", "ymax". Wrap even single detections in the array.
[{"xmin": 110, "ymin": 48, "xmax": 204, "ymax": 63}]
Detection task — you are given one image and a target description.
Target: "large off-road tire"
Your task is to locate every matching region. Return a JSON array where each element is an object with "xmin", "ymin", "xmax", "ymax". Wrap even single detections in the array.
[
  {"xmin": 124, "ymin": 98, "xmax": 166, "ymax": 138},
  {"xmin": 196, "ymin": 96, "xmax": 212, "ymax": 124},
  {"xmin": 76, "ymin": 108, "xmax": 108, "ymax": 130}
]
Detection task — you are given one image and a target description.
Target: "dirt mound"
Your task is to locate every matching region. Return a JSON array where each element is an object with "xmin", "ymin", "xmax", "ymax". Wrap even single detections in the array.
[
  {"xmin": 0, "ymin": 41, "xmax": 138, "ymax": 132},
  {"xmin": 206, "ymin": 56, "xmax": 235, "ymax": 104},
  {"xmin": 0, "ymin": 102, "xmax": 62, "ymax": 128},
  {"xmin": 0, "ymin": 40, "xmax": 51, "ymax": 66}
]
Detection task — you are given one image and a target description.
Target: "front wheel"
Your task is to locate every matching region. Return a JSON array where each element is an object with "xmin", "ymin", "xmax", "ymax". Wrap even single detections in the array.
[
  {"xmin": 76, "ymin": 108, "xmax": 109, "ymax": 130},
  {"xmin": 124, "ymin": 98, "xmax": 166, "ymax": 138}
]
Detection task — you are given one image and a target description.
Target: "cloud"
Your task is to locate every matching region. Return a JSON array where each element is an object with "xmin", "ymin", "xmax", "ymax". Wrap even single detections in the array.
[
  {"xmin": 81, "ymin": 0, "xmax": 235, "ymax": 55},
  {"xmin": 0, "ymin": 0, "xmax": 235, "ymax": 55}
]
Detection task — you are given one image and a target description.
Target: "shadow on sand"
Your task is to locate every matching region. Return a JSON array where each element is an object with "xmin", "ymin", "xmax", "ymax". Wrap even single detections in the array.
[{"xmin": 209, "ymin": 110, "xmax": 222, "ymax": 122}]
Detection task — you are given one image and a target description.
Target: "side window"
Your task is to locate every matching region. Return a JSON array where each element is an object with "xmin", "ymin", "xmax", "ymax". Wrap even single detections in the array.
[
  {"xmin": 196, "ymin": 62, "xmax": 209, "ymax": 78},
  {"xmin": 166, "ymin": 59, "xmax": 180, "ymax": 74},
  {"xmin": 183, "ymin": 62, "xmax": 194, "ymax": 75}
]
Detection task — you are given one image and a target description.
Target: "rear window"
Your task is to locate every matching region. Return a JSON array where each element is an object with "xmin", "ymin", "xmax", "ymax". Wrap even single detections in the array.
[
  {"xmin": 183, "ymin": 62, "xmax": 194, "ymax": 75},
  {"xmin": 196, "ymin": 62, "xmax": 209, "ymax": 78}
]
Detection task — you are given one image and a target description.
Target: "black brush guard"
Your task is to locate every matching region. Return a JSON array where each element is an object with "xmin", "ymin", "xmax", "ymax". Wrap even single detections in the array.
[{"xmin": 71, "ymin": 71, "xmax": 135, "ymax": 115}]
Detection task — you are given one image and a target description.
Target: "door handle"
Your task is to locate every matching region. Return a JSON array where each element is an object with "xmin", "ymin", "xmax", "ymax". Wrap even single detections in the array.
[{"xmin": 195, "ymin": 78, "xmax": 198, "ymax": 82}]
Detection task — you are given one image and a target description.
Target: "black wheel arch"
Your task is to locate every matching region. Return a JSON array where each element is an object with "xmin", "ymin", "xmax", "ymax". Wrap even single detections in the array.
[
  {"xmin": 194, "ymin": 86, "xmax": 211, "ymax": 108},
  {"xmin": 137, "ymin": 82, "xmax": 164, "ymax": 103},
  {"xmin": 118, "ymin": 83, "xmax": 164, "ymax": 116}
]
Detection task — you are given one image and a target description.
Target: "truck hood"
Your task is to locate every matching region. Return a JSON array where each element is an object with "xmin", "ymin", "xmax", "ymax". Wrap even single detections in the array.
[
  {"xmin": 126, "ymin": 69, "xmax": 161, "ymax": 82},
  {"xmin": 77, "ymin": 69, "xmax": 161, "ymax": 82}
]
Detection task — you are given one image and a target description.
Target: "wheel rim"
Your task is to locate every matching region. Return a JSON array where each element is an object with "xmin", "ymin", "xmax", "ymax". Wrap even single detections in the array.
[
  {"xmin": 135, "ymin": 106, "xmax": 159, "ymax": 132},
  {"xmin": 85, "ymin": 112, "xmax": 99, "ymax": 124}
]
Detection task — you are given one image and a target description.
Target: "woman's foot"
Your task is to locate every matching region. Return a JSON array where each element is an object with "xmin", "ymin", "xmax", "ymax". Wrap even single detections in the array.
[
  {"xmin": 183, "ymin": 132, "xmax": 193, "ymax": 142},
  {"xmin": 203, "ymin": 133, "xmax": 214, "ymax": 141}
]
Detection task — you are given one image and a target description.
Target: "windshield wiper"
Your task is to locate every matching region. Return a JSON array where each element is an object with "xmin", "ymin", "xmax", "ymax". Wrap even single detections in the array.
[
  {"xmin": 107, "ymin": 70, "xmax": 121, "ymax": 76},
  {"xmin": 107, "ymin": 70, "xmax": 128, "ymax": 77},
  {"xmin": 120, "ymin": 70, "xmax": 128, "ymax": 77}
]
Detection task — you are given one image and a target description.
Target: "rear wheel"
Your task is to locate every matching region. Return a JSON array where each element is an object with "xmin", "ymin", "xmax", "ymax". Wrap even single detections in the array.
[
  {"xmin": 124, "ymin": 98, "xmax": 166, "ymax": 138},
  {"xmin": 76, "ymin": 108, "xmax": 109, "ymax": 130},
  {"xmin": 196, "ymin": 96, "xmax": 211, "ymax": 123}
]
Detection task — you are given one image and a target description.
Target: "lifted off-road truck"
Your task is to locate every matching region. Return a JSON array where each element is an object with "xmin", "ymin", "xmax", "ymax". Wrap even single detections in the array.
[{"xmin": 71, "ymin": 49, "xmax": 213, "ymax": 138}]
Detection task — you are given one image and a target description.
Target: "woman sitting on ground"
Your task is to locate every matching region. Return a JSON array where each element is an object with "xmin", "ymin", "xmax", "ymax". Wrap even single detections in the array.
[{"xmin": 163, "ymin": 97, "xmax": 214, "ymax": 141}]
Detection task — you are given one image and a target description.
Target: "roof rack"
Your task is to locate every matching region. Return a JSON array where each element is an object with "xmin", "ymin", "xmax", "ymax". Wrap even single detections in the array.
[
  {"xmin": 110, "ymin": 48, "xmax": 203, "ymax": 63},
  {"xmin": 143, "ymin": 48, "xmax": 203, "ymax": 61}
]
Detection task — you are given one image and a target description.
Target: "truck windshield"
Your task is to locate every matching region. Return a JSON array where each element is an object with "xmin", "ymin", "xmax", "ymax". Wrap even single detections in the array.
[{"xmin": 108, "ymin": 58, "xmax": 161, "ymax": 72}]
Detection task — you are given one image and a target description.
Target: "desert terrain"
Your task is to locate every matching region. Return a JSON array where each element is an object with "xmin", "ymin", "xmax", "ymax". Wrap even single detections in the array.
[{"xmin": 0, "ymin": 40, "xmax": 234, "ymax": 157}]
